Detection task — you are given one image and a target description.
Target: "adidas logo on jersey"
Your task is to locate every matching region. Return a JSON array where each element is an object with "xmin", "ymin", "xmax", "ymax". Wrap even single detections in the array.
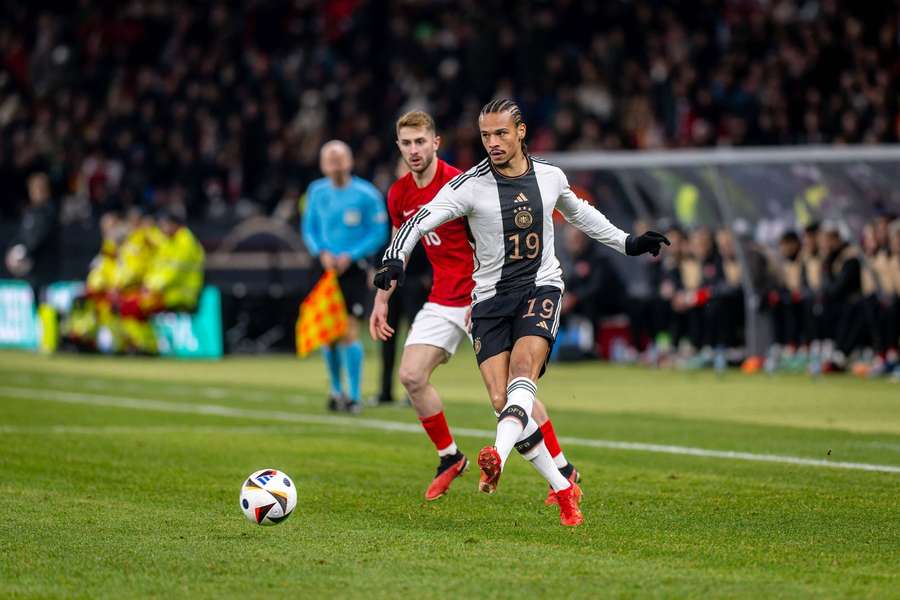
[
  {"xmin": 514, "ymin": 192, "xmax": 529, "ymax": 203},
  {"xmin": 537, "ymin": 321, "xmax": 549, "ymax": 330}
]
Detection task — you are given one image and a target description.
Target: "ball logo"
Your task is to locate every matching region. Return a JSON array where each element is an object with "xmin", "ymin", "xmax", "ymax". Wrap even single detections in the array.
[
  {"xmin": 515, "ymin": 210, "xmax": 533, "ymax": 229},
  {"xmin": 255, "ymin": 469, "xmax": 278, "ymax": 485},
  {"xmin": 473, "ymin": 337, "xmax": 482, "ymax": 354}
]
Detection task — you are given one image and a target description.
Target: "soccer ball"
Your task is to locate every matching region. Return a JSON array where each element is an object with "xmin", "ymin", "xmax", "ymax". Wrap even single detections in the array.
[{"xmin": 239, "ymin": 469, "xmax": 297, "ymax": 526}]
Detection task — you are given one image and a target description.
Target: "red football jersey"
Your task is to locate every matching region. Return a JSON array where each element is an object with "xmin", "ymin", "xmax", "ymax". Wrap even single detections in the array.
[{"xmin": 387, "ymin": 159, "xmax": 474, "ymax": 307}]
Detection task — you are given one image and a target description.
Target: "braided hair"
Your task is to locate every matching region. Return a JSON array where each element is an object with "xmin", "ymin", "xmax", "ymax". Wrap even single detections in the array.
[{"xmin": 479, "ymin": 98, "xmax": 527, "ymax": 155}]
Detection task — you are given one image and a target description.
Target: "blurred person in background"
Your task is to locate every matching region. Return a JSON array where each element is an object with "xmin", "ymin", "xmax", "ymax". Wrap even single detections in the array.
[
  {"xmin": 115, "ymin": 207, "xmax": 164, "ymax": 295},
  {"xmin": 118, "ymin": 209, "xmax": 205, "ymax": 354},
  {"xmin": 5, "ymin": 173, "xmax": 60, "ymax": 300},
  {"xmin": 800, "ymin": 222, "xmax": 827, "ymax": 370},
  {"xmin": 714, "ymin": 228, "xmax": 745, "ymax": 364},
  {"xmin": 302, "ymin": 140, "xmax": 388, "ymax": 413},
  {"xmin": 674, "ymin": 227, "xmax": 725, "ymax": 369},
  {"xmin": 886, "ymin": 220, "xmax": 900, "ymax": 377},
  {"xmin": 767, "ymin": 230, "xmax": 808, "ymax": 371},
  {"xmin": 859, "ymin": 221, "xmax": 896, "ymax": 375},
  {"xmin": 557, "ymin": 224, "xmax": 627, "ymax": 360},
  {"xmin": 61, "ymin": 210, "xmax": 125, "ymax": 351},
  {"xmin": 817, "ymin": 223, "xmax": 862, "ymax": 372},
  {"xmin": 657, "ymin": 225, "xmax": 689, "ymax": 360}
]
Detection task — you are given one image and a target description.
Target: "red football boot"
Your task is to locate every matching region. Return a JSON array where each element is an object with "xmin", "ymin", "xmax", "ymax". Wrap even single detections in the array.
[
  {"xmin": 477, "ymin": 446, "xmax": 502, "ymax": 494},
  {"xmin": 425, "ymin": 452, "xmax": 468, "ymax": 501},
  {"xmin": 555, "ymin": 483, "xmax": 584, "ymax": 526},
  {"xmin": 545, "ymin": 464, "xmax": 581, "ymax": 506}
]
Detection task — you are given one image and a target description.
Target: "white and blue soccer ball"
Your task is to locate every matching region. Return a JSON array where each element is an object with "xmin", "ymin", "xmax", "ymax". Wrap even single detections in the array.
[{"xmin": 240, "ymin": 469, "xmax": 297, "ymax": 526}]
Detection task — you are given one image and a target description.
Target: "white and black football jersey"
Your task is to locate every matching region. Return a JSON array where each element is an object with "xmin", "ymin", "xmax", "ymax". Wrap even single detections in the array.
[{"xmin": 384, "ymin": 156, "xmax": 629, "ymax": 305}]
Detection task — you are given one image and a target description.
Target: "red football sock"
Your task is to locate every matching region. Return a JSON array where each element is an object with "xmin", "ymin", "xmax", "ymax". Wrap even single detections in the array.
[
  {"xmin": 420, "ymin": 411, "xmax": 456, "ymax": 455},
  {"xmin": 540, "ymin": 420, "xmax": 568, "ymax": 468}
]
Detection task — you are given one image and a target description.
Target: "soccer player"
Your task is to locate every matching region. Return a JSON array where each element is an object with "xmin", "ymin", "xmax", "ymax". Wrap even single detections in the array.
[
  {"xmin": 302, "ymin": 140, "xmax": 389, "ymax": 413},
  {"xmin": 375, "ymin": 99, "xmax": 668, "ymax": 526},
  {"xmin": 370, "ymin": 111, "xmax": 582, "ymax": 503}
]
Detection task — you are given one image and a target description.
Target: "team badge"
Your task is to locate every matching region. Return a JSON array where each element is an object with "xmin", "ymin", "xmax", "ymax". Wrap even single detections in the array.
[
  {"xmin": 473, "ymin": 337, "xmax": 482, "ymax": 354},
  {"xmin": 515, "ymin": 210, "xmax": 533, "ymax": 229}
]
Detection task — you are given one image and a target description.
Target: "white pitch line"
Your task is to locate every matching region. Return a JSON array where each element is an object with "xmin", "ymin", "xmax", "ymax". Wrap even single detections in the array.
[
  {"xmin": 1, "ymin": 372, "xmax": 312, "ymax": 405},
  {"xmin": 1, "ymin": 385, "xmax": 899, "ymax": 474},
  {"xmin": 0, "ymin": 424, "xmax": 310, "ymax": 435}
]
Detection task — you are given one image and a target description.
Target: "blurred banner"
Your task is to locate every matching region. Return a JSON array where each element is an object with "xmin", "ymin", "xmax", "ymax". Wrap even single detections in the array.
[
  {"xmin": 152, "ymin": 287, "xmax": 223, "ymax": 359},
  {"xmin": 0, "ymin": 280, "xmax": 37, "ymax": 349},
  {"xmin": 1, "ymin": 280, "xmax": 222, "ymax": 359}
]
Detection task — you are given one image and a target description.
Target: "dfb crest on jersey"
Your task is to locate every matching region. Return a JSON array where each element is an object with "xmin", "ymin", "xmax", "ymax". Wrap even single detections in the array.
[
  {"xmin": 515, "ymin": 208, "xmax": 533, "ymax": 229},
  {"xmin": 473, "ymin": 337, "xmax": 482, "ymax": 354}
]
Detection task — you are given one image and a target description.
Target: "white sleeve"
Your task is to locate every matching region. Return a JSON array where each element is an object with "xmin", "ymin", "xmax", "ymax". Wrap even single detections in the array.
[
  {"xmin": 555, "ymin": 170, "xmax": 629, "ymax": 255},
  {"xmin": 383, "ymin": 180, "xmax": 472, "ymax": 264}
]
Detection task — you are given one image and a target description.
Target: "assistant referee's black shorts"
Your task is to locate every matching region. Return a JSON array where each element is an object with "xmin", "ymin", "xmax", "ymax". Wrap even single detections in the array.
[{"xmin": 313, "ymin": 262, "xmax": 370, "ymax": 319}]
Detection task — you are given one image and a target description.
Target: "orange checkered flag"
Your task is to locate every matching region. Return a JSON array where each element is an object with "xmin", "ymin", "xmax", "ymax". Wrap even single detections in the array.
[{"xmin": 296, "ymin": 270, "xmax": 349, "ymax": 358}]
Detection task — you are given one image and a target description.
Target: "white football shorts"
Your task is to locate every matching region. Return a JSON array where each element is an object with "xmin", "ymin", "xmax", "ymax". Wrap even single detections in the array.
[{"xmin": 404, "ymin": 302, "xmax": 471, "ymax": 356}]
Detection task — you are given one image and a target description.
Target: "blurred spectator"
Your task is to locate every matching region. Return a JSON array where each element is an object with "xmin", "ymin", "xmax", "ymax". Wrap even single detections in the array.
[
  {"xmin": 561, "ymin": 225, "xmax": 627, "ymax": 324},
  {"xmin": 2, "ymin": 1, "xmax": 900, "ymax": 222},
  {"xmin": 818, "ymin": 222, "xmax": 862, "ymax": 370},
  {"xmin": 4, "ymin": 172, "xmax": 60, "ymax": 298},
  {"xmin": 556, "ymin": 224, "xmax": 627, "ymax": 360},
  {"xmin": 770, "ymin": 230, "xmax": 806, "ymax": 350}
]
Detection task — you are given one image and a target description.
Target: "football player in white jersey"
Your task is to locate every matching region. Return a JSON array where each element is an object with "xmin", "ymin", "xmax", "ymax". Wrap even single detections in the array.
[{"xmin": 375, "ymin": 99, "xmax": 669, "ymax": 526}]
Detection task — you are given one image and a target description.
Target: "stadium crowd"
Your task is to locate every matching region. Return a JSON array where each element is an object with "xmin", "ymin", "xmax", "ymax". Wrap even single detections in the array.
[
  {"xmin": 554, "ymin": 215, "xmax": 900, "ymax": 376},
  {"xmin": 2, "ymin": 0, "xmax": 900, "ymax": 220},
  {"xmin": 2, "ymin": 0, "xmax": 900, "ymax": 376}
]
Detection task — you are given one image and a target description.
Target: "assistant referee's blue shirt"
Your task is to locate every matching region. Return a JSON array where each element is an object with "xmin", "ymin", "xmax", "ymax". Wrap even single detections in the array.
[{"xmin": 301, "ymin": 176, "xmax": 388, "ymax": 261}]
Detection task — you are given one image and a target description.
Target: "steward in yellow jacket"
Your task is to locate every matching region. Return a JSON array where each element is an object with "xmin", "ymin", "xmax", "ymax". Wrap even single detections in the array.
[{"xmin": 143, "ymin": 211, "xmax": 205, "ymax": 312}]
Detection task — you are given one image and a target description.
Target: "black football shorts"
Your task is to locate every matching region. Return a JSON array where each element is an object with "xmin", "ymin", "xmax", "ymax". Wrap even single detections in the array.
[{"xmin": 470, "ymin": 285, "xmax": 562, "ymax": 378}]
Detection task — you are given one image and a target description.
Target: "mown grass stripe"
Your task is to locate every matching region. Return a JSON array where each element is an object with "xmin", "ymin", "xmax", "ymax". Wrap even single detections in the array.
[{"xmin": 1, "ymin": 385, "xmax": 898, "ymax": 474}]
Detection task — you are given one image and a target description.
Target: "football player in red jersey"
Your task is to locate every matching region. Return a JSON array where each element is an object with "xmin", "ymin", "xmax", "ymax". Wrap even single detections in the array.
[{"xmin": 370, "ymin": 111, "xmax": 580, "ymax": 503}]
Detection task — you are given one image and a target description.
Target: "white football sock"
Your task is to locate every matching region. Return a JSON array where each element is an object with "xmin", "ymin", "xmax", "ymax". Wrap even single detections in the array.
[
  {"xmin": 495, "ymin": 377, "xmax": 536, "ymax": 467},
  {"xmin": 521, "ymin": 441, "xmax": 571, "ymax": 492},
  {"xmin": 552, "ymin": 451, "xmax": 568, "ymax": 469},
  {"xmin": 437, "ymin": 442, "xmax": 458, "ymax": 457}
]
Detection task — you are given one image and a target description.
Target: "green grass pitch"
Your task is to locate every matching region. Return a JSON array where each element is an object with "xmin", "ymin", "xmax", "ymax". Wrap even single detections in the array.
[{"xmin": 1, "ymin": 347, "xmax": 898, "ymax": 598}]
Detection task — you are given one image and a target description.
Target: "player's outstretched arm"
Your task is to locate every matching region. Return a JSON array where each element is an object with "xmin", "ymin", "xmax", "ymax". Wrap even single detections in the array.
[
  {"xmin": 375, "ymin": 181, "xmax": 472, "ymax": 290},
  {"xmin": 556, "ymin": 175, "xmax": 669, "ymax": 257}
]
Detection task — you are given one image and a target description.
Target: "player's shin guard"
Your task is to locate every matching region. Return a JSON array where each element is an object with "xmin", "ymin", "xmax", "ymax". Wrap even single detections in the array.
[
  {"xmin": 516, "ymin": 428, "xmax": 571, "ymax": 493},
  {"xmin": 495, "ymin": 377, "xmax": 536, "ymax": 467}
]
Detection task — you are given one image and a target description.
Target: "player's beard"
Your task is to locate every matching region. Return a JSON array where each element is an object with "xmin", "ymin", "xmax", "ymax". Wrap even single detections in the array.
[
  {"xmin": 489, "ymin": 145, "xmax": 521, "ymax": 170},
  {"xmin": 409, "ymin": 153, "xmax": 434, "ymax": 174}
]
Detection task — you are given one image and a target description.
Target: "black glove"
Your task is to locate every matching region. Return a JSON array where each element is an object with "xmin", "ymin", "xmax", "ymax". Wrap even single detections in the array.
[
  {"xmin": 625, "ymin": 231, "xmax": 671, "ymax": 257},
  {"xmin": 373, "ymin": 258, "xmax": 405, "ymax": 290}
]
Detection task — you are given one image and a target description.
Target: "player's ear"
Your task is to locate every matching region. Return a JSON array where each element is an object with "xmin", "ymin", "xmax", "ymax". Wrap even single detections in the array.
[{"xmin": 433, "ymin": 135, "xmax": 441, "ymax": 150}]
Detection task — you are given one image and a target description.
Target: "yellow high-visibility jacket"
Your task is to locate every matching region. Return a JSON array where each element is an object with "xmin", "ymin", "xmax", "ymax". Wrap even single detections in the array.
[
  {"xmin": 86, "ymin": 239, "xmax": 119, "ymax": 295},
  {"xmin": 144, "ymin": 227, "xmax": 205, "ymax": 310},
  {"xmin": 116, "ymin": 225, "xmax": 163, "ymax": 291}
]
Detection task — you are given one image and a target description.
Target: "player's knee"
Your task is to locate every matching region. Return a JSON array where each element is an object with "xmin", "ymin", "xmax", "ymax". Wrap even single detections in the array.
[
  {"xmin": 488, "ymin": 391, "xmax": 506, "ymax": 412},
  {"xmin": 399, "ymin": 365, "xmax": 427, "ymax": 393}
]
